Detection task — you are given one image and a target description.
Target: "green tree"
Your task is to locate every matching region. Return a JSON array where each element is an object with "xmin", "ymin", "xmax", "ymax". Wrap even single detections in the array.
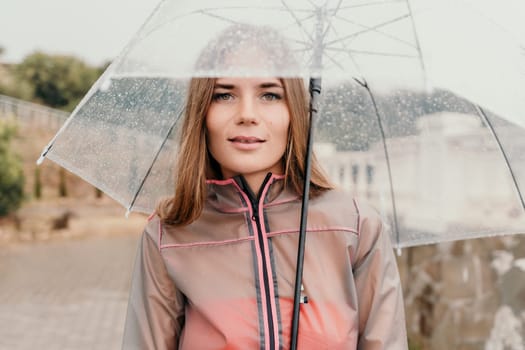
[
  {"xmin": 14, "ymin": 52, "xmax": 102, "ymax": 111},
  {"xmin": 0, "ymin": 64, "xmax": 33, "ymax": 101},
  {"xmin": 0, "ymin": 121, "xmax": 24, "ymax": 216},
  {"xmin": 0, "ymin": 47, "xmax": 32, "ymax": 99}
]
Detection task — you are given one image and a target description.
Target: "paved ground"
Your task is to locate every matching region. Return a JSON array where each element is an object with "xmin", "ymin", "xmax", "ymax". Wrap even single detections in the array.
[{"xmin": 0, "ymin": 232, "xmax": 140, "ymax": 350}]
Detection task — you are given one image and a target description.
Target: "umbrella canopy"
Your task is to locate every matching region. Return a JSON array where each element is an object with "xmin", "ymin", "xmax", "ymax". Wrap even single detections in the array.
[{"xmin": 39, "ymin": 0, "xmax": 525, "ymax": 248}]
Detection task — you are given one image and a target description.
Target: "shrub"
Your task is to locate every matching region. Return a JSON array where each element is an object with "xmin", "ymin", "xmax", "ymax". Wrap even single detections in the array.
[{"xmin": 0, "ymin": 121, "xmax": 24, "ymax": 216}]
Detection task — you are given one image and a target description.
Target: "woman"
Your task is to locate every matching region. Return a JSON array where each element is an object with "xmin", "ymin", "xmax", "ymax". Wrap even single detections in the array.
[{"xmin": 122, "ymin": 27, "xmax": 407, "ymax": 350}]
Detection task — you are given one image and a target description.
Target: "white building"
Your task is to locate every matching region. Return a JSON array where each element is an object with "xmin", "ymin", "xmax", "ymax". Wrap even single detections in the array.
[{"xmin": 316, "ymin": 112, "xmax": 525, "ymax": 244}]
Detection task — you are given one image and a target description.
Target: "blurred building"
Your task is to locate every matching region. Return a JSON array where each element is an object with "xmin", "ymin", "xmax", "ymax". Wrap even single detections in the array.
[{"xmin": 316, "ymin": 112, "xmax": 525, "ymax": 241}]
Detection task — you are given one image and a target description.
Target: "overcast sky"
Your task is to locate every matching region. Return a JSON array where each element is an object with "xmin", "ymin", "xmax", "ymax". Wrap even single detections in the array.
[
  {"xmin": 0, "ymin": 0, "xmax": 159, "ymax": 65},
  {"xmin": 0, "ymin": 0, "xmax": 522, "ymax": 67}
]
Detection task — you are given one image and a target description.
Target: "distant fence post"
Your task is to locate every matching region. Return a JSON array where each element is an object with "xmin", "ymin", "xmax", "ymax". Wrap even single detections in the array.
[{"xmin": 0, "ymin": 94, "xmax": 69, "ymax": 131}]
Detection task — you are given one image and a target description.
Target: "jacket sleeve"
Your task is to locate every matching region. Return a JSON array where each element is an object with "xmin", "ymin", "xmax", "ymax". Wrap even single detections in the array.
[
  {"xmin": 353, "ymin": 204, "xmax": 408, "ymax": 350},
  {"xmin": 122, "ymin": 223, "xmax": 185, "ymax": 350}
]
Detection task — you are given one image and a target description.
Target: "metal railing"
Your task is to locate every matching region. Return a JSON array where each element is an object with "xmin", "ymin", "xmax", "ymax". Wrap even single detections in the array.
[{"xmin": 0, "ymin": 94, "xmax": 69, "ymax": 130}]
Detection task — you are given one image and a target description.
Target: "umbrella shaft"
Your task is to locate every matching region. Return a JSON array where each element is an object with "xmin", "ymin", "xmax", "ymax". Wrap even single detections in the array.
[{"xmin": 290, "ymin": 77, "xmax": 322, "ymax": 350}]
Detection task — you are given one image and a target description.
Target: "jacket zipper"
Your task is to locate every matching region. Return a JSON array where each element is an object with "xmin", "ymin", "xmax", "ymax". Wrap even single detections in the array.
[{"xmin": 238, "ymin": 174, "xmax": 277, "ymax": 350}]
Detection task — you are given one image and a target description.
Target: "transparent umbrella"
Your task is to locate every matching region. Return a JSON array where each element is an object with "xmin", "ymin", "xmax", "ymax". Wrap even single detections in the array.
[
  {"xmin": 38, "ymin": 0, "xmax": 525, "ymax": 247},
  {"xmin": 37, "ymin": 0, "xmax": 525, "ymax": 347}
]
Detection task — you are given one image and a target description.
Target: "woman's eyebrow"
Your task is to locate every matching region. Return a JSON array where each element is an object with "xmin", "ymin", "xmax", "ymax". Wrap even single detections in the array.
[
  {"xmin": 213, "ymin": 83, "xmax": 234, "ymax": 90},
  {"xmin": 260, "ymin": 82, "xmax": 283, "ymax": 89},
  {"xmin": 213, "ymin": 82, "xmax": 283, "ymax": 89}
]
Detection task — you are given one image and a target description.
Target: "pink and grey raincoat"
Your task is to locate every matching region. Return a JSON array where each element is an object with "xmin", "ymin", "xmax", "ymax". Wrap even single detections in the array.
[{"xmin": 122, "ymin": 174, "xmax": 408, "ymax": 349}]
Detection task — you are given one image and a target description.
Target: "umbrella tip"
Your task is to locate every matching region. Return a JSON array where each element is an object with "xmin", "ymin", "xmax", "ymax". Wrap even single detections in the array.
[
  {"xmin": 37, "ymin": 144, "xmax": 53, "ymax": 165},
  {"xmin": 125, "ymin": 208, "xmax": 131, "ymax": 218},
  {"xmin": 36, "ymin": 155, "xmax": 45, "ymax": 165},
  {"xmin": 396, "ymin": 247, "xmax": 402, "ymax": 257}
]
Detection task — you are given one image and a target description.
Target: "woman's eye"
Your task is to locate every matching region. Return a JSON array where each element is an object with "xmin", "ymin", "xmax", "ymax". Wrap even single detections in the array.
[
  {"xmin": 212, "ymin": 93, "xmax": 233, "ymax": 101},
  {"xmin": 261, "ymin": 93, "xmax": 282, "ymax": 101}
]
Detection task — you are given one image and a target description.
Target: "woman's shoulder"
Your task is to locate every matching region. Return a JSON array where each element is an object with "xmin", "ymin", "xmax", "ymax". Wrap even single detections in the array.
[
  {"xmin": 314, "ymin": 187, "xmax": 353, "ymax": 205},
  {"xmin": 319, "ymin": 189, "xmax": 386, "ymax": 231},
  {"xmin": 142, "ymin": 213, "xmax": 215, "ymax": 248},
  {"xmin": 141, "ymin": 214, "xmax": 162, "ymax": 243},
  {"xmin": 141, "ymin": 214, "xmax": 185, "ymax": 246},
  {"xmin": 315, "ymin": 188, "xmax": 379, "ymax": 215}
]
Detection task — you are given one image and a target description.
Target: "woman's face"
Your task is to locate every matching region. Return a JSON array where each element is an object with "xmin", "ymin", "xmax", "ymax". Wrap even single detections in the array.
[{"xmin": 206, "ymin": 77, "xmax": 290, "ymax": 186}]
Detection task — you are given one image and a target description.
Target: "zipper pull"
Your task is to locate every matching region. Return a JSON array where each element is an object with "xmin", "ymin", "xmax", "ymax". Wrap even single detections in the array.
[
  {"xmin": 300, "ymin": 284, "xmax": 308, "ymax": 304},
  {"xmin": 251, "ymin": 199, "xmax": 259, "ymax": 222}
]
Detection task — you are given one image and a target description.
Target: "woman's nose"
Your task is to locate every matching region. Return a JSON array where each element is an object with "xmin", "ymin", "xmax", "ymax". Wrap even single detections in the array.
[{"xmin": 235, "ymin": 97, "xmax": 259, "ymax": 124}]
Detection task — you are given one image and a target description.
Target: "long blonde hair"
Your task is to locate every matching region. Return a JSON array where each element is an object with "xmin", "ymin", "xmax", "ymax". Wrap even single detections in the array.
[{"xmin": 157, "ymin": 77, "xmax": 332, "ymax": 225}]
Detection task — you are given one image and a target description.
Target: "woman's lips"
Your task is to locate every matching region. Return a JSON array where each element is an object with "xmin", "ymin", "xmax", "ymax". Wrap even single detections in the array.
[
  {"xmin": 228, "ymin": 136, "xmax": 265, "ymax": 150},
  {"xmin": 228, "ymin": 136, "xmax": 264, "ymax": 143}
]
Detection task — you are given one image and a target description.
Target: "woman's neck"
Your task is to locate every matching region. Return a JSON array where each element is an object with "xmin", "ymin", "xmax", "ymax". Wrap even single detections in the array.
[{"xmin": 242, "ymin": 172, "xmax": 272, "ymax": 197}]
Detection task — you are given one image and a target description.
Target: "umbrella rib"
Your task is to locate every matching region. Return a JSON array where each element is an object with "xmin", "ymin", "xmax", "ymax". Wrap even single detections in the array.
[
  {"xmin": 281, "ymin": 0, "xmax": 316, "ymax": 43},
  {"xmin": 323, "ymin": 12, "xmax": 364, "ymax": 78},
  {"xmin": 358, "ymin": 80, "xmax": 401, "ymax": 246},
  {"xmin": 324, "ymin": 14, "xmax": 410, "ymax": 46},
  {"xmin": 475, "ymin": 105, "xmax": 525, "ymax": 210},
  {"xmin": 329, "ymin": 2, "xmax": 416, "ymax": 67},
  {"xmin": 404, "ymin": 0, "xmax": 428, "ymax": 88},
  {"xmin": 325, "ymin": 47, "xmax": 418, "ymax": 58},
  {"xmin": 280, "ymin": 12, "xmax": 317, "ymax": 33},
  {"xmin": 336, "ymin": 0, "xmax": 405, "ymax": 10},
  {"xmin": 323, "ymin": 51, "xmax": 346, "ymax": 71},
  {"xmin": 127, "ymin": 108, "xmax": 184, "ymax": 213},
  {"xmin": 306, "ymin": 0, "xmax": 318, "ymax": 8},
  {"xmin": 141, "ymin": 5, "xmax": 313, "ymax": 42},
  {"xmin": 332, "ymin": 14, "xmax": 416, "ymax": 49},
  {"xmin": 199, "ymin": 9, "xmax": 246, "ymax": 25},
  {"xmin": 321, "ymin": 0, "xmax": 344, "ymax": 41},
  {"xmin": 196, "ymin": 5, "xmax": 314, "ymax": 14}
]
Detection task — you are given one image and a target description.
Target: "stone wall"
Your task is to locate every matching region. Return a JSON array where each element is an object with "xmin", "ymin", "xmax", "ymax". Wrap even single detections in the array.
[{"xmin": 398, "ymin": 236, "xmax": 525, "ymax": 349}]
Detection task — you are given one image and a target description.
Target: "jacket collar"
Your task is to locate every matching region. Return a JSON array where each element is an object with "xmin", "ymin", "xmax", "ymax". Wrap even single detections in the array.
[{"xmin": 205, "ymin": 174, "xmax": 298, "ymax": 212}]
